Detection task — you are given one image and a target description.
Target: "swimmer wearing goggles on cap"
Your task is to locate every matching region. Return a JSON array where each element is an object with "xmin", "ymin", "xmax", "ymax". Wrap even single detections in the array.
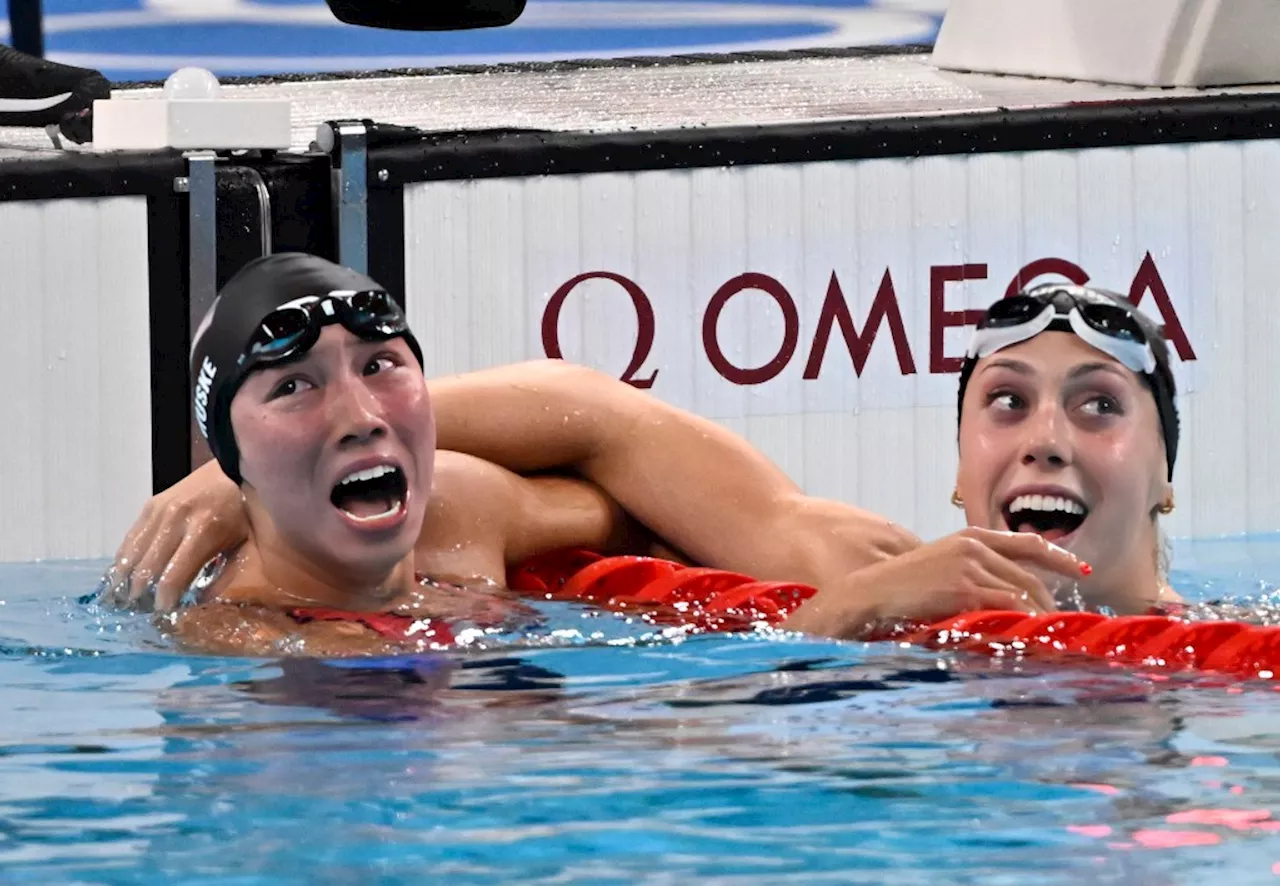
[
  {"xmin": 106, "ymin": 256, "xmax": 1097, "ymax": 653},
  {"xmin": 960, "ymin": 284, "xmax": 1181, "ymax": 612},
  {"xmin": 788, "ymin": 283, "xmax": 1183, "ymax": 633}
]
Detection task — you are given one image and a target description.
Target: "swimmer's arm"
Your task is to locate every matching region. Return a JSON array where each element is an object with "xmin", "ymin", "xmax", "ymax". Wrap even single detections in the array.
[
  {"xmin": 420, "ymin": 452, "xmax": 649, "ymax": 581},
  {"xmin": 500, "ymin": 473, "xmax": 652, "ymax": 566},
  {"xmin": 432, "ymin": 360, "xmax": 920, "ymax": 588}
]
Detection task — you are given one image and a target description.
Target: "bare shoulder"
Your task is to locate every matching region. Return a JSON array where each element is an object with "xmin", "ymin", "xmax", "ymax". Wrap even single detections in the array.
[
  {"xmin": 169, "ymin": 603, "xmax": 401, "ymax": 657},
  {"xmin": 168, "ymin": 603, "xmax": 296, "ymax": 656},
  {"xmin": 428, "ymin": 450, "xmax": 519, "ymax": 520},
  {"xmin": 416, "ymin": 451, "xmax": 521, "ymax": 582},
  {"xmin": 433, "ymin": 448, "xmax": 513, "ymax": 482}
]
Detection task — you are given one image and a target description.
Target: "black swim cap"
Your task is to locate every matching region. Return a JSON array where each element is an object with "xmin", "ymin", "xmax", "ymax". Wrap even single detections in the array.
[
  {"xmin": 956, "ymin": 284, "xmax": 1180, "ymax": 481},
  {"xmin": 189, "ymin": 253, "xmax": 424, "ymax": 484}
]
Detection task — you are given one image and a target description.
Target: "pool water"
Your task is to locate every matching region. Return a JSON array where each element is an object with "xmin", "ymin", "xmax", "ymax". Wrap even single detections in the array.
[{"xmin": 3, "ymin": 538, "xmax": 1280, "ymax": 884}]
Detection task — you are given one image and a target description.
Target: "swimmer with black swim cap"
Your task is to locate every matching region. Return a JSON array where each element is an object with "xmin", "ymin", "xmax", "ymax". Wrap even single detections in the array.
[
  {"xmin": 177, "ymin": 252, "xmax": 672, "ymax": 653},
  {"xmin": 190, "ymin": 252, "xmax": 424, "ymax": 486},
  {"xmin": 953, "ymin": 283, "xmax": 1181, "ymax": 613},
  {"xmin": 180, "ymin": 252, "xmax": 460, "ymax": 647}
]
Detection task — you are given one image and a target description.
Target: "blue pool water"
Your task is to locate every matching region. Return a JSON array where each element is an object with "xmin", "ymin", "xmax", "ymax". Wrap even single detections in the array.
[{"xmin": 4, "ymin": 538, "xmax": 1280, "ymax": 883}]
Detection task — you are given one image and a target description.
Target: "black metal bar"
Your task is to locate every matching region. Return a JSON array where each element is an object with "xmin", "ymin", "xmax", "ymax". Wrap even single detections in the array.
[{"xmin": 9, "ymin": 0, "xmax": 44, "ymax": 58}]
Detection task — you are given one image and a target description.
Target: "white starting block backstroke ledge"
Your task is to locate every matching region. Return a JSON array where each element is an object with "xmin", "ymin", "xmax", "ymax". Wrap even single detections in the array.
[{"xmin": 92, "ymin": 66, "xmax": 292, "ymax": 151}]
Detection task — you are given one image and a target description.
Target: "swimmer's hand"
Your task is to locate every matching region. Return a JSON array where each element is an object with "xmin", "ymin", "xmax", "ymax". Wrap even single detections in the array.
[
  {"xmin": 106, "ymin": 460, "xmax": 246, "ymax": 611},
  {"xmin": 780, "ymin": 528, "xmax": 1088, "ymax": 640}
]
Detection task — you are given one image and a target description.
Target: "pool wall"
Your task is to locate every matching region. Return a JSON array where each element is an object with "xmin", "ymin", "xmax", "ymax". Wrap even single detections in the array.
[{"xmin": 0, "ymin": 196, "xmax": 152, "ymax": 560}]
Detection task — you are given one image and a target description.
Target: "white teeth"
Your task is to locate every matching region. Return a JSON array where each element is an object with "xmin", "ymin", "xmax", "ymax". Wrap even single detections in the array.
[
  {"xmin": 1008, "ymin": 494, "xmax": 1086, "ymax": 515},
  {"xmin": 339, "ymin": 464, "xmax": 397, "ymax": 486}
]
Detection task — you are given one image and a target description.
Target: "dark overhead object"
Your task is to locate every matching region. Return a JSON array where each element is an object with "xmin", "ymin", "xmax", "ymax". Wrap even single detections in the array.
[{"xmin": 324, "ymin": 0, "xmax": 526, "ymax": 31}]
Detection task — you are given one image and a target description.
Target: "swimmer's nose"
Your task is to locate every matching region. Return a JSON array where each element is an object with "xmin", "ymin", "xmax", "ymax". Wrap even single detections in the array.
[
  {"xmin": 1020, "ymin": 402, "xmax": 1072, "ymax": 469},
  {"xmin": 329, "ymin": 376, "xmax": 390, "ymax": 446}
]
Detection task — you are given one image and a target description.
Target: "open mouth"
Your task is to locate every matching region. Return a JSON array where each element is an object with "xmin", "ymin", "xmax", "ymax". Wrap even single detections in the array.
[
  {"xmin": 1002, "ymin": 493, "xmax": 1088, "ymax": 542},
  {"xmin": 330, "ymin": 464, "xmax": 408, "ymax": 524}
]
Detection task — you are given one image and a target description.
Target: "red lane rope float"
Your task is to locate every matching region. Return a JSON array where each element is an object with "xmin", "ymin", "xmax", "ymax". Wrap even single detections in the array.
[
  {"xmin": 506, "ymin": 547, "xmax": 605, "ymax": 596},
  {"xmin": 507, "ymin": 549, "xmax": 1280, "ymax": 681},
  {"xmin": 508, "ymin": 550, "xmax": 816, "ymax": 632},
  {"xmin": 562, "ymin": 556, "xmax": 684, "ymax": 604},
  {"xmin": 908, "ymin": 611, "xmax": 1280, "ymax": 681}
]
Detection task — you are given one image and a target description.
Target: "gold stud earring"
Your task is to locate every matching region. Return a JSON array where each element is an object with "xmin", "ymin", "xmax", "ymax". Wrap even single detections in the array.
[
  {"xmin": 1157, "ymin": 492, "xmax": 1175, "ymax": 516},
  {"xmin": 951, "ymin": 490, "xmax": 964, "ymax": 509}
]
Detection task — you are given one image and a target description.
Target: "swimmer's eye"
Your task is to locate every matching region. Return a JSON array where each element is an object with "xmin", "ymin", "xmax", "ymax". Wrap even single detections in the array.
[
  {"xmin": 363, "ymin": 355, "xmax": 400, "ymax": 376},
  {"xmin": 268, "ymin": 376, "xmax": 313, "ymax": 399},
  {"xmin": 1079, "ymin": 394, "xmax": 1124, "ymax": 417},
  {"xmin": 986, "ymin": 391, "xmax": 1025, "ymax": 412}
]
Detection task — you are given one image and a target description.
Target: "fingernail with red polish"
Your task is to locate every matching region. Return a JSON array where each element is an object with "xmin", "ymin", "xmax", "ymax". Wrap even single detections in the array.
[{"xmin": 1080, "ymin": 563, "xmax": 1093, "ymax": 576}]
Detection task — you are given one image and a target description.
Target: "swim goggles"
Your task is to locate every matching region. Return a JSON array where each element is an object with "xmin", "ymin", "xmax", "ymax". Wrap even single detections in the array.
[
  {"xmin": 965, "ymin": 285, "xmax": 1157, "ymax": 375},
  {"xmin": 239, "ymin": 289, "xmax": 410, "ymax": 369}
]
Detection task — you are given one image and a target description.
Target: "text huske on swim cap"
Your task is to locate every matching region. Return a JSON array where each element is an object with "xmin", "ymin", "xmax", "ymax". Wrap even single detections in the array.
[{"xmin": 194, "ymin": 357, "xmax": 217, "ymax": 439}]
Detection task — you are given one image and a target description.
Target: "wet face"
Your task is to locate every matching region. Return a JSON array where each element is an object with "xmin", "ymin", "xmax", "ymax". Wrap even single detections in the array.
[
  {"xmin": 956, "ymin": 332, "xmax": 1170, "ymax": 594},
  {"xmin": 229, "ymin": 326, "xmax": 435, "ymax": 582}
]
